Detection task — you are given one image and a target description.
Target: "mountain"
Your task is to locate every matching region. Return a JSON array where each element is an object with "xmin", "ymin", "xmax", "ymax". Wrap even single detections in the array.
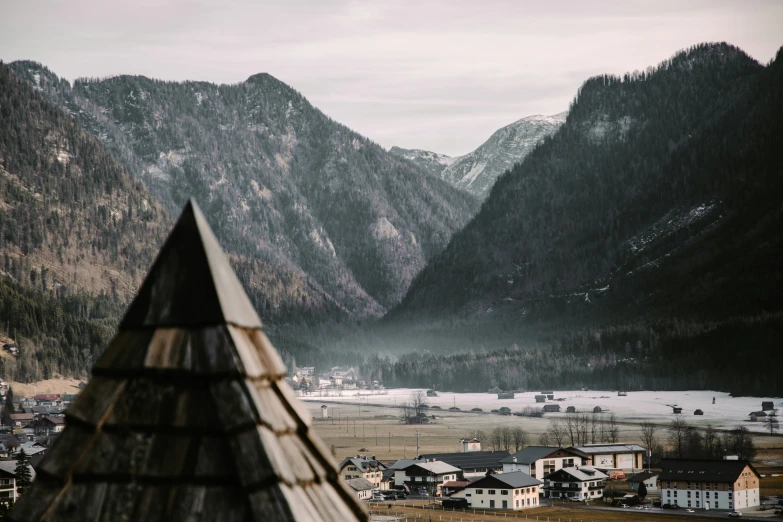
[
  {"xmin": 379, "ymin": 43, "xmax": 783, "ymax": 394},
  {"xmin": 440, "ymin": 113, "xmax": 567, "ymax": 198},
  {"xmin": 0, "ymin": 62, "xmax": 171, "ymax": 380},
  {"xmin": 390, "ymin": 114, "xmax": 566, "ymax": 198},
  {"xmin": 9, "ymin": 62, "xmax": 478, "ymax": 325},
  {"xmin": 388, "ymin": 147, "xmax": 454, "ymax": 178}
]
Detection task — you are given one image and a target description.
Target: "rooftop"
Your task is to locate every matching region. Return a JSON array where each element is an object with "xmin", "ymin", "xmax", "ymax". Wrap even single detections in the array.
[
  {"xmin": 417, "ymin": 450, "xmax": 509, "ymax": 471},
  {"xmin": 658, "ymin": 459, "xmax": 758, "ymax": 483},
  {"xmin": 345, "ymin": 478, "xmax": 375, "ymax": 492},
  {"xmin": 549, "ymin": 466, "xmax": 608, "ymax": 482},
  {"xmin": 404, "ymin": 461, "xmax": 461, "ymax": 475},
  {"xmin": 470, "ymin": 471, "xmax": 542, "ymax": 489},
  {"xmin": 569, "ymin": 444, "xmax": 647, "ymax": 454},
  {"xmin": 500, "ymin": 446, "xmax": 578, "ymax": 464}
]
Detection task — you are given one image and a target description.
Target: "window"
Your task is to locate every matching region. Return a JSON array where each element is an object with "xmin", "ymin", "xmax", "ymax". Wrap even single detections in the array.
[
  {"xmin": 488, "ymin": 490, "xmax": 496, "ymax": 495},
  {"xmin": 667, "ymin": 491, "xmax": 671, "ymax": 497},
  {"xmin": 476, "ymin": 490, "xmax": 483, "ymax": 494},
  {"xmin": 501, "ymin": 490, "xmax": 508, "ymax": 495},
  {"xmin": 516, "ymin": 500, "xmax": 519, "ymax": 508},
  {"xmin": 706, "ymin": 492, "xmax": 710, "ymax": 498},
  {"xmin": 502, "ymin": 500, "xmax": 508, "ymax": 509},
  {"xmin": 490, "ymin": 500, "xmax": 495, "ymax": 508},
  {"xmin": 687, "ymin": 491, "xmax": 691, "ymax": 498},
  {"xmin": 687, "ymin": 501, "xmax": 691, "ymax": 507}
]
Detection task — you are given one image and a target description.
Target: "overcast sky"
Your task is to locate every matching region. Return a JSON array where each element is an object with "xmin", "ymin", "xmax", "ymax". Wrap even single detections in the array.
[{"xmin": 2, "ymin": 1, "xmax": 781, "ymax": 156}]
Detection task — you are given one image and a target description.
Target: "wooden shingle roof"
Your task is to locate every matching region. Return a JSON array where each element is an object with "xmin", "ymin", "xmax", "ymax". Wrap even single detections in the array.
[{"xmin": 8, "ymin": 200, "xmax": 367, "ymax": 522}]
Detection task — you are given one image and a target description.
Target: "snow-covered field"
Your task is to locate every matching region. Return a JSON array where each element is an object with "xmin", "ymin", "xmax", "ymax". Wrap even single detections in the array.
[{"xmin": 300, "ymin": 389, "xmax": 782, "ymax": 433}]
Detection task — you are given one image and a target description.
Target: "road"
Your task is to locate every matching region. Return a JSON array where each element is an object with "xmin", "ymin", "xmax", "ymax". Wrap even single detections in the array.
[{"xmin": 543, "ymin": 501, "xmax": 779, "ymax": 521}]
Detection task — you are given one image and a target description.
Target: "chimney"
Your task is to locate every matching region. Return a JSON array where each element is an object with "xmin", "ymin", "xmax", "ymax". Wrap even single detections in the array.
[
  {"xmin": 512, "ymin": 457, "xmax": 517, "ymax": 463},
  {"xmin": 372, "ymin": 455, "xmax": 376, "ymax": 461}
]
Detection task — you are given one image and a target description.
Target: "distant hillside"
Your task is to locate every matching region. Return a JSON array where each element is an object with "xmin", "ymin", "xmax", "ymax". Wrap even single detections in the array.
[
  {"xmin": 10, "ymin": 62, "xmax": 478, "ymax": 325},
  {"xmin": 0, "ymin": 62, "xmax": 171, "ymax": 382},
  {"xmin": 377, "ymin": 43, "xmax": 783, "ymax": 395}
]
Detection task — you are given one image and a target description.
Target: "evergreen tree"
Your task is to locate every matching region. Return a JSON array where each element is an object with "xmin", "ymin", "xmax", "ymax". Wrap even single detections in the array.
[
  {"xmin": 637, "ymin": 481, "xmax": 648, "ymax": 500},
  {"xmin": 14, "ymin": 448, "xmax": 32, "ymax": 489}
]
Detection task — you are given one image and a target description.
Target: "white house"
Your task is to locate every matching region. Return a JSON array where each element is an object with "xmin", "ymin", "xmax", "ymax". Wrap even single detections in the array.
[
  {"xmin": 568, "ymin": 443, "xmax": 646, "ymax": 472},
  {"xmin": 0, "ymin": 460, "xmax": 35, "ymax": 505},
  {"xmin": 345, "ymin": 477, "xmax": 374, "ymax": 501},
  {"xmin": 542, "ymin": 466, "xmax": 607, "ymax": 500},
  {"xmin": 500, "ymin": 446, "xmax": 584, "ymax": 480},
  {"xmin": 659, "ymin": 458, "xmax": 761, "ymax": 511},
  {"xmin": 450, "ymin": 472, "xmax": 542, "ymax": 510},
  {"xmin": 628, "ymin": 471, "xmax": 659, "ymax": 492}
]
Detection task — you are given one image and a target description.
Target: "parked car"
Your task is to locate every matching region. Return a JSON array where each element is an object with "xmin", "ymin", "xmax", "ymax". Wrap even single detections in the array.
[
  {"xmin": 619, "ymin": 504, "xmax": 629, "ymax": 508},
  {"xmin": 569, "ymin": 497, "xmax": 583, "ymax": 502},
  {"xmin": 393, "ymin": 491, "xmax": 407, "ymax": 499},
  {"xmin": 728, "ymin": 512, "xmax": 742, "ymax": 518},
  {"xmin": 686, "ymin": 509, "xmax": 694, "ymax": 512}
]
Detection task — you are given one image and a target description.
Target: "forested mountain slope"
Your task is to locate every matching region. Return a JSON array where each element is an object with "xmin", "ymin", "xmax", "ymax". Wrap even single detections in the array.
[
  {"xmin": 0, "ymin": 62, "xmax": 170, "ymax": 380},
  {"xmin": 388, "ymin": 147, "xmax": 454, "ymax": 178},
  {"xmin": 9, "ymin": 62, "xmax": 478, "ymax": 323},
  {"xmin": 378, "ymin": 44, "xmax": 783, "ymax": 394}
]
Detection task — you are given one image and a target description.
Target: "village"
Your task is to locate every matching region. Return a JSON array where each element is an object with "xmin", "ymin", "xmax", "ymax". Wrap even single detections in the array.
[{"xmin": 284, "ymin": 367, "xmax": 783, "ymax": 520}]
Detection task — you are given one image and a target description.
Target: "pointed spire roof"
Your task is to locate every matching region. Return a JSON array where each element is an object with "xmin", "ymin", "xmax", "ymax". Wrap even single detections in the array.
[
  {"xmin": 8, "ymin": 200, "xmax": 367, "ymax": 522},
  {"xmin": 121, "ymin": 199, "xmax": 262, "ymax": 329}
]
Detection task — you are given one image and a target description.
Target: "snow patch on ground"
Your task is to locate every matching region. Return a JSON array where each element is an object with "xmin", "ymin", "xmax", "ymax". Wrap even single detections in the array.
[
  {"xmin": 626, "ymin": 202, "xmax": 719, "ymax": 254},
  {"xmin": 460, "ymin": 160, "xmax": 488, "ymax": 187},
  {"xmin": 302, "ymin": 388, "xmax": 782, "ymax": 434}
]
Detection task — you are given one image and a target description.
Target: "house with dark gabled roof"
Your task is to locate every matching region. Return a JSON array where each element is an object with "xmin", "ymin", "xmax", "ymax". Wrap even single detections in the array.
[
  {"xmin": 393, "ymin": 461, "xmax": 461, "ymax": 497},
  {"xmin": 542, "ymin": 466, "xmax": 607, "ymax": 500},
  {"xmin": 450, "ymin": 472, "xmax": 542, "ymax": 510},
  {"xmin": 500, "ymin": 446, "xmax": 584, "ymax": 479},
  {"xmin": 659, "ymin": 458, "xmax": 760, "ymax": 511},
  {"xmin": 6, "ymin": 200, "xmax": 368, "ymax": 522},
  {"xmin": 416, "ymin": 450, "xmax": 509, "ymax": 479}
]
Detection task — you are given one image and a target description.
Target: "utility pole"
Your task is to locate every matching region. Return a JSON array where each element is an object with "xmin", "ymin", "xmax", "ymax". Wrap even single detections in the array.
[
  {"xmin": 388, "ymin": 431, "xmax": 391, "ymax": 452},
  {"xmin": 416, "ymin": 431, "xmax": 420, "ymax": 458}
]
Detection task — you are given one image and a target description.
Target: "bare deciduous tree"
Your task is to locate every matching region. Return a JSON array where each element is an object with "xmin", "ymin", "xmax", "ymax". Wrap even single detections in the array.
[
  {"xmin": 606, "ymin": 412, "xmax": 620, "ymax": 443},
  {"xmin": 400, "ymin": 390, "xmax": 429, "ymax": 424},
  {"xmin": 548, "ymin": 419, "xmax": 568, "ymax": 447},
  {"xmin": 511, "ymin": 427, "xmax": 528, "ymax": 452},
  {"xmin": 667, "ymin": 416, "xmax": 689, "ymax": 458}
]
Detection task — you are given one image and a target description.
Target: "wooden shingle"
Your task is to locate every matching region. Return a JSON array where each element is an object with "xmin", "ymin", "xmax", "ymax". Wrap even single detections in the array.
[{"xmin": 8, "ymin": 200, "xmax": 367, "ymax": 522}]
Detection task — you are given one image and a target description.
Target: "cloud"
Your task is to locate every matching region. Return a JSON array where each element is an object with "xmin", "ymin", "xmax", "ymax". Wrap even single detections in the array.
[{"xmin": 1, "ymin": 0, "xmax": 781, "ymax": 155}]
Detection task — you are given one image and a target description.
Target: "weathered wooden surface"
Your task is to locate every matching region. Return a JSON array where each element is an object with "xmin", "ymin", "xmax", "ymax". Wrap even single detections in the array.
[{"xmin": 8, "ymin": 200, "xmax": 367, "ymax": 522}]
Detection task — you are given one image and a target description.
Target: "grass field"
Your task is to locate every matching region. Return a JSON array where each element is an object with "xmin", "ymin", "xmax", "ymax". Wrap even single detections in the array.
[
  {"xmin": 761, "ymin": 474, "xmax": 783, "ymax": 496},
  {"xmin": 366, "ymin": 502, "xmax": 734, "ymax": 522},
  {"xmin": 305, "ymin": 401, "xmax": 783, "ymax": 465}
]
